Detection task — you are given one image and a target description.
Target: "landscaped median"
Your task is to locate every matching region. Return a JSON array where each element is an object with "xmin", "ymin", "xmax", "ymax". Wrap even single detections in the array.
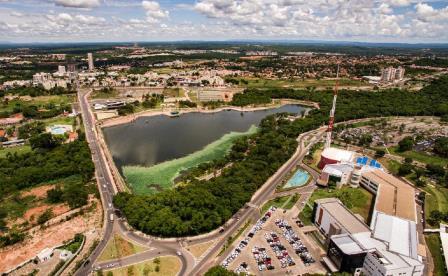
[
  {"xmin": 98, "ymin": 234, "xmax": 148, "ymax": 262},
  {"xmin": 103, "ymin": 256, "xmax": 181, "ymax": 276}
]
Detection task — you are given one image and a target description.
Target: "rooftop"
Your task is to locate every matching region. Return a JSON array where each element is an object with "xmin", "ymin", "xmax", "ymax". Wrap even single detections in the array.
[
  {"xmin": 363, "ymin": 170, "xmax": 416, "ymax": 222},
  {"xmin": 315, "ymin": 198, "xmax": 371, "ymax": 234}
]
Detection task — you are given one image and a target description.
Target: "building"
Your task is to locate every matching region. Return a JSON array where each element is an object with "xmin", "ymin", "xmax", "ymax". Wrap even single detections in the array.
[
  {"xmin": 58, "ymin": 65, "xmax": 66, "ymax": 75},
  {"xmin": 381, "ymin": 66, "xmax": 405, "ymax": 82},
  {"xmin": 87, "ymin": 53, "xmax": 94, "ymax": 71},
  {"xmin": 317, "ymin": 163, "xmax": 354, "ymax": 187},
  {"xmin": 33, "ymin": 72, "xmax": 52, "ymax": 86},
  {"xmin": 313, "ymin": 198, "xmax": 371, "ymax": 239},
  {"xmin": 37, "ymin": 248, "xmax": 53, "ymax": 262},
  {"xmin": 439, "ymin": 223, "xmax": 448, "ymax": 274},
  {"xmin": 315, "ymin": 198, "xmax": 424, "ymax": 275},
  {"xmin": 318, "ymin": 147, "xmax": 355, "ymax": 169},
  {"xmin": 360, "ymin": 170, "xmax": 417, "ymax": 222}
]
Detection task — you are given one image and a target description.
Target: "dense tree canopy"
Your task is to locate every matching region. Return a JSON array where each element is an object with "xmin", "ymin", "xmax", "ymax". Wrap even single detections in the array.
[
  {"xmin": 114, "ymin": 76, "xmax": 448, "ymax": 238},
  {"xmin": 0, "ymin": 135, "xmax": 94, "ymax": 197}
]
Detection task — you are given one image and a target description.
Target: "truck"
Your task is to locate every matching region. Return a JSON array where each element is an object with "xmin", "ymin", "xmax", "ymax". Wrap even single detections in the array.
[{"xmin": 109, "ymin": 214, "xmax": 114, "ymax": 222}]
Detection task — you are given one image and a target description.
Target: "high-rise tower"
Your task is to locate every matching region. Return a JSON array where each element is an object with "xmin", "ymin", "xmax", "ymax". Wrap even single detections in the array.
[{"xmin": 87, "ymin": 53, "xmax": 94, "ymax": 71}]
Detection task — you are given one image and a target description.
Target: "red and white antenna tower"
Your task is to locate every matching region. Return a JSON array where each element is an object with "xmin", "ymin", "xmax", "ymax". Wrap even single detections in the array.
[{"xmin": 325, "ymin": 64, "xmax": 340, "ymax": 149}]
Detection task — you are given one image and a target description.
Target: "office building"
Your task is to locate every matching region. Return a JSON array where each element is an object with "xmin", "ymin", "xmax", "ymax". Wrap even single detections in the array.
[{"xmin": 88, "ymin": 53, "xmax": 94, "ymax": 71}]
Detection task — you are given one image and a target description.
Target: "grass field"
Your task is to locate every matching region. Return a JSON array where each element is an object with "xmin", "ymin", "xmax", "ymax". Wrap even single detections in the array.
[
  {"xmin": 236, "ymin": 78, "xmax": 368, "ymax": 89},
  {"xmin": 123, "ymin": 126, "xmax": 257, "ymax": 195},
  {"xmin": 42, "ymin": 116, "xmax": 76, "ymax": 127},
  {"xmin": 423, "ymin": 185, "xmax": 448, "ymax": 227},
  {"xmin": 261, "ymin": 194, "xmax": 299, "ymax": 213},
  {"xmin": 389, "ymin": 147, "xmax": 448, "ymax": 167},
  {"xmin": 0, "ymin": 145, "xmax": 32, "ymax": 158},
  {"xmin": 0, "ymin": 95, "xmax": 74, "ymax": 113},
  {"xmin": 300, "ymin": 186, "xmax": 374, "ymax": 223},
  {"xmin": 98, "ymin": 234, "xmax": 148, "ymax": 262},
  {"xmin": 425, "ymin": 234, "xmax": 447, "ymax": 276},
  {"xmin": 106, "ymin": 256, "xmax": 181, "ymax": 276}
]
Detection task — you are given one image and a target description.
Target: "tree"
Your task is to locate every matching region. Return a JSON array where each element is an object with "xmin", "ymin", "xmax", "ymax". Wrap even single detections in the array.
[
  {"xmin": 205, "ymin": 266, "xmax": 238, "ymax": 276},
  {"xmin": 64, "ymin": 182, "xmax": 88, "ymax": 209},
  {"xmin": 358, "ymin": 134, "xmax": 372, "ymax": 146},
  {"xmin": 375, "ymin": 149, "xmax": 386, "ymax": 158},
  {"xmin": 37, "ymin": 209, "xmax": 53, "ymax": 224},
  {"xmin": 434, "ymin": 137, "xmax": 448, "ymax": 158},
  {"xmin": 47, "ymin": 187, "xmax": 64, "ymax": 203},
  {"xmin": 428, "ymin": 210, "xmax": 443, "ymax": 225},
  {"xmin": 398, "ymin": 163, "xmax": 413, "ymax": 176},
  {"xmin": 404, "ymin": 157, "xmax": 413, "ymax": 164},
  {"xmin": 29, "ymin": 133, "xmax": 61, "ymax": 150},
  {"xmin": 398, "ymin": 137, "xmax": 414, "ymax": 152},
  {"xmin": 426, "ymin": 164, "xmax": 445, "ymax": 177}
]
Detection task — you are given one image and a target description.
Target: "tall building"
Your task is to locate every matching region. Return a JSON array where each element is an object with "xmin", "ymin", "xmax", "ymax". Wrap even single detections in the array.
[
  {"xmin": 58, "ymin": 65, "xmax": 66, "ymax": 75},
  {"xmin": 381, "ymin": 66, "xmax": 405, "ymax": 82},
  {"xmin": 87, "ymin": 53, "xmax": 94, "ymax": 71}
]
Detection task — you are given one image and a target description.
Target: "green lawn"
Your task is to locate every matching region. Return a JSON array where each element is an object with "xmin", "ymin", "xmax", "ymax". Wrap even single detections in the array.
[
  {"xmin": 261, "ymin": 194, "xmax": 299, "ymax": 213},
  {"xmin": 302, "ymin": 186, "xmax": 374, "ymax": 223},
  {"xmin": 423, "ymin": 185, "xmax": 448, "ymax": 227},
  {"xmin": 0, "ymin": 145, "xmax": 32, "ymax": 158},
  {"xmin": 236, "ymin": 77, "xmax": 368, "ymax": 89},
  {"xmin": 98, "ymin": 234, "xmax": 148, "ymax": 262},
  {"xmin": 299, "ymin": 205, "xmax": 313, "ymax": 226},
  {"xmin": 0, "ymin": 95, "xmax": 74, "ymax": 113},
  {"xmin": 42, "ymin": 116, "xmax": 76, "ymax": 127},
  {"xmin": 425, "ymin": 234, "xmax": 447, "ymax": 276},
  {"xmin": 389, "ymin": 147, "xmax": 448, "ymax": 167}
]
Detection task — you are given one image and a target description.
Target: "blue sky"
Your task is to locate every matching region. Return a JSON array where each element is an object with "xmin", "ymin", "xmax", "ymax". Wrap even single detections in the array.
[{"xmin": 0, "ymin": 0, "xmax": 448, "ymax": 43}]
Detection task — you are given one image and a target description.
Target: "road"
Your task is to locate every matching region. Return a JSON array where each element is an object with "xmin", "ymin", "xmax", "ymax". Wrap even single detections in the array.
[
  {"xmin": 75, "ymin": 89, "xmax": 193, "ymax": 276},
  {"xmin": 189, "ymin": 128, "xmax": 326, "ymax": 275},
  {"xmin": 76, "ymin": 88, "xmax": 326, "ymax": 275}
]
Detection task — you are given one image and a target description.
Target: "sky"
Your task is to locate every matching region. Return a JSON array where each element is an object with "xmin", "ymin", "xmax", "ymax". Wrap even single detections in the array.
[{"xmin": 0, "ymin": 0, "xmax": 448, "ymax": 43}]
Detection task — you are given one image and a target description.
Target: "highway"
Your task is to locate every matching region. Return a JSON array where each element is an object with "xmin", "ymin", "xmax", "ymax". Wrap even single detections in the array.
[{"xmin": 75, "ymin": 87, "xmax": 326, "ymax": 275}]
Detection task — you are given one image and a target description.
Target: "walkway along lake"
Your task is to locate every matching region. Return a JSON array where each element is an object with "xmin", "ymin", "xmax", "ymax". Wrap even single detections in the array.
[{"xmin": 102, "ymin": 104, "xmax": 307, "ymax": 194}]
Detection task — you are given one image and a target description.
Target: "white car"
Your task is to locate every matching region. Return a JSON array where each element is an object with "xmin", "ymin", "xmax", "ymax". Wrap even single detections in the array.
[{"xmin": 176, "ymin": 251, "xmax": 182, "ymax": 256}]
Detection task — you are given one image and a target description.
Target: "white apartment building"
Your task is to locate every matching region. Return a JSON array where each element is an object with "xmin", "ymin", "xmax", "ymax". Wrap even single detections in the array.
[{"xmin": 88, "ymin": 53, "xmax": 94, "ymax": 71}]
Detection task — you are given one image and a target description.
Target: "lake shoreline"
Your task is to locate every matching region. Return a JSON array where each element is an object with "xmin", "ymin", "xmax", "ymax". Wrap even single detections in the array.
[{"xmin": 99, "ymin": 99, "xmax": 315, "ymax": 128}]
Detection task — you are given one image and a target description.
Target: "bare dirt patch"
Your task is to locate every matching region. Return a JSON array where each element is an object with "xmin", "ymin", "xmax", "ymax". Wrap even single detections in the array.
[
  {"xmin": 24, "ymin": 203, "xmax": 70, "ymax": 223},
  {"xmin": 0, "ymin": 199, "xmax": 102, "ymax": 273},
  {"xmin": 21, "ymin": 185, "xmax": 56, "ymax": 199}
]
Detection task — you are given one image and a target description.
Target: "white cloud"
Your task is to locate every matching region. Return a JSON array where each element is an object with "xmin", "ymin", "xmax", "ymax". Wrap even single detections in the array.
[
  {"xmin": 142, "ymin": 1, "xmax": 168, "ymax": 23},
  {"xmin": 54, "ymin": 0, "xmax": 101, "ymax": 9},
  {"xmin": 388, "ymin": 0, "xmax": 411, "ymax": 7},
  {"xmin": 415, "ymin": 3, "xmax": 448, "ymax": 22}
]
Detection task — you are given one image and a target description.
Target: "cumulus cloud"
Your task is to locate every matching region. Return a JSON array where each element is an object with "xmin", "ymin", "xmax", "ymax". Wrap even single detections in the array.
[
  {"xmin": 142, "ymin": 1, "xmax": 168, "ymax": 23},
  {"xmin": 415, "ymin": 3, "xmax": 448, "ymax": 22},
  {"xmin": 54, "ymin": 0, "xmax": 101, "ymax": 9},
  {"xmin": 1, "ymin": 0, "xmax": 448, "ymax": 42}
]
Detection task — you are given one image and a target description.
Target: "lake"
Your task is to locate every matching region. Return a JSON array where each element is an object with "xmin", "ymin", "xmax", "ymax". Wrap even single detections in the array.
[{"xmin": 103, "ymin": 104, "xmax": 307, "ymax": 173}]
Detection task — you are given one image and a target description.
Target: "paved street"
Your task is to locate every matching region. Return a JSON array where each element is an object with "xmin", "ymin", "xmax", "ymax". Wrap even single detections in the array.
[{"xmin": 76, "ymin": 88, "xmax": 326, "ymax": 276}]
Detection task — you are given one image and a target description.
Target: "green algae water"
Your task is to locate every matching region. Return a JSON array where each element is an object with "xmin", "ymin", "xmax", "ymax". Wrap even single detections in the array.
[
  {"xmin": 123, "ymin": 126, "xmax": 257, "ymax": 194},
  {"xmin": 103, "ymin": 105, "xmax": 306, "ymax": 194}
]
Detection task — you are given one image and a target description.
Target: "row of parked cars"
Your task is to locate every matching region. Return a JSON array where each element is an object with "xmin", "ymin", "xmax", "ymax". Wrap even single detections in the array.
[
  {"xmin": 265, "ymin": 232, "xmax": 296, "ymax": 268},
  {"xmin": 252, "ymin": 246, "xmax": 274, "ymax": 271},
  {"xmin": 234, "ymin": 262, "xmax": 249, "ymax": 274},
  {"xmin": 275, "ymin": 218, "xmax": 316, "ymax": 266},
  {"xmin": 221, "ymin": 206, "xmax": 277, "ymax": 269}
]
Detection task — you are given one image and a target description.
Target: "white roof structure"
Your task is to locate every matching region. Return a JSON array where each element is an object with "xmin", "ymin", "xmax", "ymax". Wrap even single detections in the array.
[
  {"xmin": 321, "ymin": 147, "xmax": 355, "ymax": 163},
  {"xmin": 439, "ymin": 224, "xmax": 448, "ymax": 273},
  {"xmin": 37, "ymin": 248, "xmax": 53, "ymax": 262},
  {"xmin": 322, "ymin": 163, "xmax": 354, "ymax": 177},
  {"xmin": 370, "ymin": 212, "xmax": 418, "ymax": 259}
]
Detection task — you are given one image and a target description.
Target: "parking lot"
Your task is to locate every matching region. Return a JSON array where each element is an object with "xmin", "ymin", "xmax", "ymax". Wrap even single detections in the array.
[{"xmin": 223, "ymin": 206, "xmax": 327, "ymax": 275}]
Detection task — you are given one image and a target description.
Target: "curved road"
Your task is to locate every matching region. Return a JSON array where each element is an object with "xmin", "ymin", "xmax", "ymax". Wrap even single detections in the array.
[{"xmin": 75, "ymin": 88, "xmax": 326, "ymax": 275}]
